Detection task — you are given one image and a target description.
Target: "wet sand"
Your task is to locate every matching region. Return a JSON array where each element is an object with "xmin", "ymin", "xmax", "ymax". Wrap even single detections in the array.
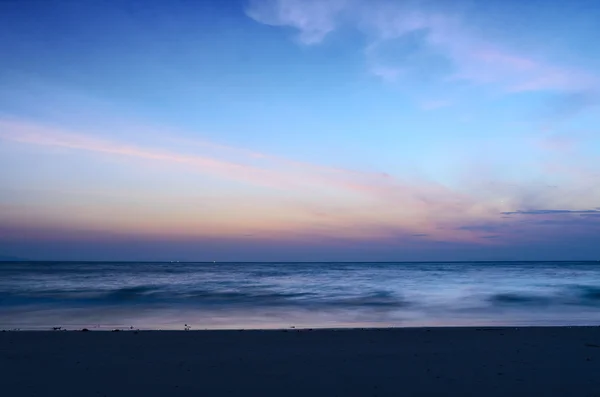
[{"xmin": 1, "ymin": 327, "xmax": 600, "ymax": 396}]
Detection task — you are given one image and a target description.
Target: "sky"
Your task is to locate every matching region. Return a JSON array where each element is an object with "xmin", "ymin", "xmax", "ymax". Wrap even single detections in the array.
[{"xmin": 1, "ymin": 0, "xmax": 600, "ymax": 261}]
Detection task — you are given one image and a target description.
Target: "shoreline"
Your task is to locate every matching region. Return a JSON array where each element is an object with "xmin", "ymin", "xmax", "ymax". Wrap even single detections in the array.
[
  {"xmin": 2, "ymin": 326, "xmax": 600, "ymax": 396},
  {"xmin": 3, "ymin": 324, "xmax": 600, "ymax": 331},
  {"xmin": 3, "ymin": 322, "xmax": 600, "ymax": 331}
]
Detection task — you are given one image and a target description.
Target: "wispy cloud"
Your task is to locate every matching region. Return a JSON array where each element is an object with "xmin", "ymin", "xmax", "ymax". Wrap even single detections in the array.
[
  {"xmin": 0, "ymin": 118, "xmax": 484, "ymax": 239},
  {"xmin": 502, "ymin": 209, "xmax": 600, "ymax": 216},
  {"xmin": 3, "ymin": 116, "xmax": 600, "ymax": 249},
  {"xmin": 246, "ymin": 0, "xmax": 599, "ymax": 95},
  {"xmin": 0, "ymin": 119, "xmax": 295, "ymax": 190},
  {"xmin": 0, "ymin": 118, "xmax": 415, "ymax": 200},
  {"xmin": 245, "ymin": 0, "xmax": 348, "ymax": 45},
  {"xmin": 456, "ymin": 224, "xmax": 503, "ymax": 233}
]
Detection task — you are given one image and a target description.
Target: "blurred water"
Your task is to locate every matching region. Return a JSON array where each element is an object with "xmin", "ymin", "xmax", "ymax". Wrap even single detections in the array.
[{"xmin": 1, "ymin": 261, "xmax": 600, "ymax": 330}]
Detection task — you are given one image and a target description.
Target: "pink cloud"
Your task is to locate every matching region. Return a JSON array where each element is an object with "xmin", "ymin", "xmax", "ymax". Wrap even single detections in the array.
[
  {"xmin": 0, "ymin": 119, "xmax": 426, "ymax": 197},
  {"xmin": 422, "ymin": 21, "xmax": 596, "ymax": 93},
  {"xmin": 0, "ymin": 117, "xmax": 497, "ymax": 242},
  {"xmin": 4, "ymin": 116, "xmax": 599, "ymax": 246}
]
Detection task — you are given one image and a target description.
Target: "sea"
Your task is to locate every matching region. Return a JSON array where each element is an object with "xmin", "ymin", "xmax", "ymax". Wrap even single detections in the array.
[{"xmin": 1, "ymin": 261, "xmax": 600, "ymax": 330}]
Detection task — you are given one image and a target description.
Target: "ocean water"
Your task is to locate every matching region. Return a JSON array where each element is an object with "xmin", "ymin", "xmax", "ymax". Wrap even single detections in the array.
[{"xmin": 1, "ymin": 261, "xmax": 600, "ymax": 330}]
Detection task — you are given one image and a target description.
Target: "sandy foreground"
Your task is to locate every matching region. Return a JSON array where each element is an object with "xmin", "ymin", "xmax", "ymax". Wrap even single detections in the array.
[{"xmin": 1, "ymin": 327, "xmax": 600, "ymax": 396}]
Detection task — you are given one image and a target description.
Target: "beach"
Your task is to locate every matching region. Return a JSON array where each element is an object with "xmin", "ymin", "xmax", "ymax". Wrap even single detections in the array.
[{"xmin": 2, "ymin": 327, "xmax": 600, "ymax": 396}]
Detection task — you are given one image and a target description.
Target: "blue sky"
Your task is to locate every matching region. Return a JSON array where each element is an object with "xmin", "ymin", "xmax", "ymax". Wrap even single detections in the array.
[{"xmin": 1, "ymin": 0, "xmax": 600, "ymax": 261}]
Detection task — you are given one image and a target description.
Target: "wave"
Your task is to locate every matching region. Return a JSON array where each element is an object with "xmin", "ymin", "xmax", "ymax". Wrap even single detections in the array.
[
  {"xmin": 488, "ymin": 293, "xmax": 552, "ymax": 305},
  {"xmin": 104, "ymin": 286, "xmax": 159, "ymax": 301},
  {"xmin": 3, "ymin": 284, "xmax": 599, "ymax": 310},
  {"xmin": 487, "ymin": 285, "xmax": 600, "ymax": 308},
  {"xmin": 0, "ymin": 285, "xmax": 409, "ymax": 309}
]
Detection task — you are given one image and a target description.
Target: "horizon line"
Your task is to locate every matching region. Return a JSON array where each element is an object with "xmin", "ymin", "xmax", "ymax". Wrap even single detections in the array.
[{"xmin": 2, "ymin": 260, "xmax": 599, "ymax": 264}]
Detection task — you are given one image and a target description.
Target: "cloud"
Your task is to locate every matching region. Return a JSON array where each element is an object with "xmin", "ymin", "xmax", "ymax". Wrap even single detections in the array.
[
  {"xmin": 0, "ymin": 118, "xmax": 478, "ymax": 216},
  {"xmin": 441, "ymin": 42, "xmax": 595, "ymax": 93},
  {"xmin": 456, "ymin": 224, "xmax": 503, "ymax": 233},
  {"xmin": 502, "ymin": 209, "xmax": 600, "ymax": 216},
  {"xmin": 246, "ymin": 0, "xmax": 598, "ymax": 94},
  {"xmin": 0, "ymin": 119, "xmax": 295, "ymax": 190},
  {"xmin": 18, "ymin": 115, "xmax": 598, "ymax": 251},
  {"xmin": 245, "ymin": 0, "xmax": 348, "ymax": 45},
  {"xmin": 1, "ymin": 118, "xmax": 405, "ymax": 196},
  {"xmin": 3, "ymin": 115, "xmax": 600, "ymax": 253},
  {"xmin": 5, "ymin": 216, "xmax": 600, "ymax": 261},
  {"xmin": 0, "ymin": 117, "xmax": 487, "ymax": 241}
]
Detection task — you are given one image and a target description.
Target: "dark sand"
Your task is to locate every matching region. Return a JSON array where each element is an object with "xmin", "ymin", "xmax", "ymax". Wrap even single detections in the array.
[{"xmin": 2, "ymin": 327, "xmax": 600, "ymax": 396}]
